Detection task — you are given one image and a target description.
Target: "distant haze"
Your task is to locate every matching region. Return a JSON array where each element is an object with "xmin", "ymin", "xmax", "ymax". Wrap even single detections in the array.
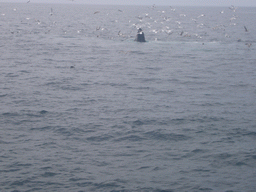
[{"xmin": 1, "ymin": 0, "xmax": 256, "ymax": 7}]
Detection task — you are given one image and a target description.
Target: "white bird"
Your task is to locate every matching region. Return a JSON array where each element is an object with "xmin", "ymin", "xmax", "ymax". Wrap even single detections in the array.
[
  {"xmin": 245, "ymin": 43, "xmax": 252, "ymax": 47},
  {"xmin": 49, "ymin": 8, "xmax": 53, "ymax": 16},
  {"xmin": 229, "ymin": 5, "xmax": 237, "ymax": 12},
  {"xmin": 197, "ymin": 14, "xmax": 205, "ymax": 18}
]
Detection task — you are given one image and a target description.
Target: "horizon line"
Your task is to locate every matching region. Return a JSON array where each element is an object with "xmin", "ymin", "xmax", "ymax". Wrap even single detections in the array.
[{"xmin": 1, "ymin": 2, "xmax": 255, "ymax": 8}]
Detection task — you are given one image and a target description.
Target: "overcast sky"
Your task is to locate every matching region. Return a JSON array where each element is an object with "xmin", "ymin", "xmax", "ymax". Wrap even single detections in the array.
[{"xmin": 1, "ymin": 0, "xmax": 256, "ymax": 7}]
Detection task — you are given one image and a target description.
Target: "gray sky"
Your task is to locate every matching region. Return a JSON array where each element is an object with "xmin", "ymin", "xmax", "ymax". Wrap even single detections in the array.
[{"xmin": 1, "ymin": 0, "xmax": 256, "ymax": 7}]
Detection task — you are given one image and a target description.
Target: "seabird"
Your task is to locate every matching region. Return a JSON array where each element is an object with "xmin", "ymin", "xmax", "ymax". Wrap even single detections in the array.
[
  {"xmin": 245, "ymin": 43, "xmax": 252, "ymax": 47},
  {"xmin": 244, "ymin": 26, "xmax": 248, "ymax": 32},
  {"xmin": 229, "ymin": 5, "xmax": 237, "ymax": 12},
  {"xmin": 49, "ymin": 8, "xmax": 53, "ymax": 16}
]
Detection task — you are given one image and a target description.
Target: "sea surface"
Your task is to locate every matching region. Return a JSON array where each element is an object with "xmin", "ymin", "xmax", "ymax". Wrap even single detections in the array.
[{"xmin": 0, "ymin": 2, "xmax": 256, "ymax": 192}]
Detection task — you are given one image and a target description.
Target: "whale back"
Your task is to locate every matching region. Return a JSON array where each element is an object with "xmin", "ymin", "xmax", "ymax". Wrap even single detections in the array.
[{"xmin": 135, "ymin": 33, "xmax": 146, "ymax": 42}]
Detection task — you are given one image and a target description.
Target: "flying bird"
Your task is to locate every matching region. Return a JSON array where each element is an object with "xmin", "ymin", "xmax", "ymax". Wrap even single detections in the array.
[
  {"xmin": 244, "ymin": 26, "xmax": 248, "ymax": 32},
  {"xmin": 229, "ymin": 5, "xmax": 237, "ymax": 12},
  {"xmin": 49, "ymin": 8, "xmax": 53, "ymax": 16},
  {"xmin": 245, "ymin": 43, "xmax": 252, "ymax": 47}
]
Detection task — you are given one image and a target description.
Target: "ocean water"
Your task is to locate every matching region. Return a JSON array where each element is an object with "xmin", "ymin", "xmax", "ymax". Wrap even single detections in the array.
[{"xmin": 0, "ymin": 3, "xmax": 256, "ymax": 192}]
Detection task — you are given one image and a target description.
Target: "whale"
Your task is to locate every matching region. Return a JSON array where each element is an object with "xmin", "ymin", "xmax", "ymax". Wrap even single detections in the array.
[{"xmin": 135, "ymin": 28, "xmax": 146, "ymax": 42}]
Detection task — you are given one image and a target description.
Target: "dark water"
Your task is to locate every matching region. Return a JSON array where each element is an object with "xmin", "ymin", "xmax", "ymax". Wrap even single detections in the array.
[{"xmin": 0, "ymin": 3, "xmax": 256, "ymax": 192}]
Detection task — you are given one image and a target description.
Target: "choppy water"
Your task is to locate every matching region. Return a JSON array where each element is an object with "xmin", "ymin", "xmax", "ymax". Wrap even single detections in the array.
[{"xmin": 0, "ymin": 3, "xmax": 256, "ymax": 192}]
